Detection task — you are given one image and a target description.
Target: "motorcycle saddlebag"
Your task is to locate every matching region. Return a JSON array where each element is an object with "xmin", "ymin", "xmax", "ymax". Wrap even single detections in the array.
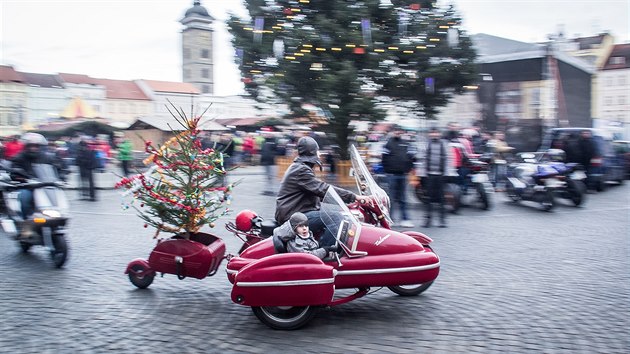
[
  {"xmin": 231, "ymin": 253, "xmax": 335, "ymax": 307},
  {"xmin": 148, "ymin": 233, "xmax": 226, "ymax": 279}
]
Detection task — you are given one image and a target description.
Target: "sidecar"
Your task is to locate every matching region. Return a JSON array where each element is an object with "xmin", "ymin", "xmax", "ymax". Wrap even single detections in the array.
[{"xmin": 226, "ymin": 187, "xmax": 440, "ymax": 330}]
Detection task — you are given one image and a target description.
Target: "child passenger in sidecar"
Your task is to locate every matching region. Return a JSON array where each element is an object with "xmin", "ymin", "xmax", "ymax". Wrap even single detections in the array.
[{"xmin": 272, "ymin": 212, "xmax": 337, "ymax": 259}]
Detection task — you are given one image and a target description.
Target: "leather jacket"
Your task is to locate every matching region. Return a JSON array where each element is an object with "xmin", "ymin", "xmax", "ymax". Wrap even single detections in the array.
[{"xmin": 275, "ymin": 161, "xmax": 356, "ymax": 224}]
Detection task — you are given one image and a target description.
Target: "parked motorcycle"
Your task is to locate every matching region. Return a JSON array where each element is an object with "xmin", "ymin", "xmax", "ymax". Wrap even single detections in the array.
[
  {"xmin": 456, "ymin": 157, "xmax": 493, "ymax": 210},
  {"xmin": 225, "ymin": 145, "xmax": 440, "ymax": 329},
  {"xmin": 505, "ymin": 154, "xmax": 561, "ymax": 211},
  {"xmin": 546, "ymin": 161, "xmax": 587, "ymax": 206},
  {"xmin": 0, "ymin": 164, "xmax": 70, "ymax": 268}
]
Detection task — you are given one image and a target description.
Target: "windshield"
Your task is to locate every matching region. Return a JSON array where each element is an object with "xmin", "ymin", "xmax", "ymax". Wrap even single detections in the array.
[
  {"xmin": 349, "ymin": 145, "xmax": 393, "ymax": 226},
  {"xmin": 320, "ymin": 187, "xmax": 362, "ymax": 252},
  {"xmin": 32, "ymin": 163, "xmax": 60, "ymax": 183}
]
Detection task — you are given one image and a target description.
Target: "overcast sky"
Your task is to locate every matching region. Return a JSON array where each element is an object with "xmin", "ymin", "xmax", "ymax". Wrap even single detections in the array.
[{"xmin": 1, "ymin": 0, "xmax": 628, "ymax": 96}]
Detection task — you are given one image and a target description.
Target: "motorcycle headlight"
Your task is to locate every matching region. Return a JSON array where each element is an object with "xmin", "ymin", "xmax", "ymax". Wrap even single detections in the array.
[{"xmin": 42, "ymin": 210, "xmax": 62, "ymax": 218}]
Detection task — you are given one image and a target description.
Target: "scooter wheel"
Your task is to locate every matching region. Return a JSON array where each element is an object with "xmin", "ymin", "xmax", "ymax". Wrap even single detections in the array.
[
  {"xmin": 388, "ymin": 281, "xmax": 434, "ymax": 296},
  {"xmin": 252, "ymin": 306, "xmax": 318, "ymax": 330},
  {"xmin": 128, "ymin": 264, "xmax": 155, "ymax": 289}
]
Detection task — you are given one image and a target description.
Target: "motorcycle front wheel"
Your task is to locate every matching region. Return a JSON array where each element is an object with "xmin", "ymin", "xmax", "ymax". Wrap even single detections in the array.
[
  {"xmin": 538, "ymin": 190, "xmax": 555, "ymax": 211},
  {"xmin": 51, "ymin": 235, "xmax": 68, "ymax": 268},
  {"xmin": 388, "ymin": 281, "xmax": 434, "ymax": 296},
  {"xmin": 252, "ymin": 306, "xmax": 318, "ymax": 330}
]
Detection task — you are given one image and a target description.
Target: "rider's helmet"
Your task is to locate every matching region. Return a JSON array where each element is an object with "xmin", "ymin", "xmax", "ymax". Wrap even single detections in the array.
[
  {"xmin": 547, "ymin": 149, "xmax": 565, "ymax": 162},
  {"xmin": 21, "ymin": 132, "xmax": 47, "ymax": 159},
  {"xmin": 235, "ymin": 210, "xmax": 261, "ymax": 232},
  {"xmin": 295, "ymin": 136, "xmax": 321, "ymax": 167}
]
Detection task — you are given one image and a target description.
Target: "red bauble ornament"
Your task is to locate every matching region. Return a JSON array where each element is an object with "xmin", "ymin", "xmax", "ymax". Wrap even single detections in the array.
[{"xmin": 353, "ymin": 47, "xmax": 366, "ymax": 54}]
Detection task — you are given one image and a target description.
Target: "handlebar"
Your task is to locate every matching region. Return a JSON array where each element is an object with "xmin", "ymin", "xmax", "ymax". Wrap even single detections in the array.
[{"xmin": 0, "ymin": 180, "xmax": 62, "ymax": 191}]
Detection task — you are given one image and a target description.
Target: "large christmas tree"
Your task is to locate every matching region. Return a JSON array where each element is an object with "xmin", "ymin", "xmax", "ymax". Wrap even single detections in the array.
[
  {"xmin": 115, "ymin": 106, "xmax": 234, "ymax": 239},
  {"xmin": 228, "ymin": 0, "xmax": 477, "ymax": 158}
]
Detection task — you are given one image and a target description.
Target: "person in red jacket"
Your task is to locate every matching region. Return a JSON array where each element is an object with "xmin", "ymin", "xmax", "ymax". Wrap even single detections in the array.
[{"xmin": 3, "ymin": 136, "xmax": 24, "ymax": 160}]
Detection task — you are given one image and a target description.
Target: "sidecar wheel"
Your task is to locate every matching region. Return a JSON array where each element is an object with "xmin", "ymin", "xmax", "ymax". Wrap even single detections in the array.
[
  {"xmin": 252, "ymin": 306, "xmax": 318, "ymax": 330},
  {"xmin": 51, "ymin": 236, "xmax": 68, "ymax": 268},
  {"xmin": 128, "ymin": 264, "xmax": 154, "ymax": 289},
  {"xmin": 388, "ymin": 281, "xmax": 434, "ymax": 296}
]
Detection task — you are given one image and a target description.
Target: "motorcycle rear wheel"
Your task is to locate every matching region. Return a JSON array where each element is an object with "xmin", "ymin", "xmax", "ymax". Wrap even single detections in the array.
[
  {"xmin": 252, "ymin": 306, "xmax": 318, "ymax": 330},
  {"xmin": 567, "ymin": 179, "xmax": 585, "ymax": 206},
  {"xmin": 51, "ymin": 235, "xmax": 68, "ymax": 268},
  {"xmin": 128, "ymin": 264, "xmax": 155, "ymax": 289},
  {"xmin": 388, "ymin": 281, "xmax": 434, "ymax": 296}
]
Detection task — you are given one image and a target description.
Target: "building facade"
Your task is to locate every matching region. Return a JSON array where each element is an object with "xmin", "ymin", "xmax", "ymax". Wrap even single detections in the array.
[
  {"xmin": 20, "ymin": 72, "xmax": 67, "ymax": 127},
  {"xmin": 0, "ymin": 66, "xmax": 28, "ymax": 137},
  {"xmin": 96, "ymin": 78, "xmax": 152, "ymax": 128},
  {"xmin": 596, "ymin": 44, "xmax": 630, "ymax": 139}
]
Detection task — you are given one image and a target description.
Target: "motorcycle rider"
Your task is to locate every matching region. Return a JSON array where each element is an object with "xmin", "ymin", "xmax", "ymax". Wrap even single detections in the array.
[
  {"xmin": 10, "ymin": 133, "xmax": 49, "ymax": 238},
  {"xmin": 275, "ymin": 136, "xmax": 371, "ymax": 247}
]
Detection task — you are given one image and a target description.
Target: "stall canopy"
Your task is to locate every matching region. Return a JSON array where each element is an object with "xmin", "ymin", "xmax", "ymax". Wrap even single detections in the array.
[
  {"xmin": 127, "ymin": 116, "xmax": 229, "ymax": 132},
  {"xmin": 60, "ymin": 97, "xmax": 98, "ymax": 119}
]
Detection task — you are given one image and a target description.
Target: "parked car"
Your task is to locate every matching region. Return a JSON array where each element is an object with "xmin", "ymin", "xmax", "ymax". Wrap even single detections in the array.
[
  {"xmin": 539, "ymin": 128, "xmax": 625, "ymax": 191},
  {"xmin": 613, "ymin": 140, "xmax": 630, "ymax": 179}
]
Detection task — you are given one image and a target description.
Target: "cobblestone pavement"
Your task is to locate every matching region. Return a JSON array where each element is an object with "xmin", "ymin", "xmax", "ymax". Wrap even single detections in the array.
[{"xmin": 1, "ymin": 168, "xmax": 628, "ymax": 353}]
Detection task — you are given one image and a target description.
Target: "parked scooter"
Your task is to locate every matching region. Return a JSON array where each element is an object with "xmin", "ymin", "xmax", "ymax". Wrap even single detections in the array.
[
  {"xmin": 0, "ymin": 164, "xmax": 70, "ymax": 268},
  {"xmin": 505, "ymin": 153, "xmax": 561, "ymax": 211}
]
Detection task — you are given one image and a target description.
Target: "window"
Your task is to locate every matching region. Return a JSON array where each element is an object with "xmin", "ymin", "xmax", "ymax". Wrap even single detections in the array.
[
  {"xmin": 201, "ymin": 49, "xmax": 209, "ymax": 59},
  {"xmin": 604, "ymin": 96, "xmax": 612, "ymax": 105},
  {"xmin": 619, "ymin": 75, "xmax": 626, "ymax": 86},
  {"xmin": 184, "ymin": 47, "xmax": 191, "ymax": 60},
  {"xmin": 202, "ymin": 68, "xmax": 209, "ymax": 78},
  {"xmin": 610, "ymin": 56, "xmax": 625, "ymax": 65},
  {"xmin": 619, "ymin": 96, "xmax": 626, "ymax": 105},
  {"xmin": 203, "ymin": 85, "xmax": 210, "ymax": 94}
]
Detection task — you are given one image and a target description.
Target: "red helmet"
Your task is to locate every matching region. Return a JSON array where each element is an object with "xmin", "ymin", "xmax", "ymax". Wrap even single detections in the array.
[{"xmin": 235, "ymin": 210, "xmax": 260, "ymax": 231}]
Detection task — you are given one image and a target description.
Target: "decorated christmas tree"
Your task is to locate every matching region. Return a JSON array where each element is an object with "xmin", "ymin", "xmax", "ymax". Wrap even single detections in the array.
[{"xmin": 115, "ymin": 105, "xmax": 235, "ymax": 239}]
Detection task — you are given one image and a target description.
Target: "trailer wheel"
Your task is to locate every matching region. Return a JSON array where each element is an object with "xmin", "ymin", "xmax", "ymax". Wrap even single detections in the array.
[{"xmin": 128, "ymin": 264, "xmax": 154, "ymax": 289}]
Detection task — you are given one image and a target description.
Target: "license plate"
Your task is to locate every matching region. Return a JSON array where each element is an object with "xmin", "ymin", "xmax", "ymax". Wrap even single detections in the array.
[
  {"xmin": 472, "ymin": 174, "xmax": 489, "ymax": 183},
  {"xmin": 1, "ymin": 219, "xmax": 17, "ymax": 235},
  {"xmin": 570, "ymin": 171, "xmax": 587, "ymax": 180}
]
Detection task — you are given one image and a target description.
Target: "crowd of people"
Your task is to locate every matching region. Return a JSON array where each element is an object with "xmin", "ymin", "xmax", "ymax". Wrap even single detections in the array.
[{"xmin": 1, "ymin": 132, "xmax": 133, "ymax": 202}]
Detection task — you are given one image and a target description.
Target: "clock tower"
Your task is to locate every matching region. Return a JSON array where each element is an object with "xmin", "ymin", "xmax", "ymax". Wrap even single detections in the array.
[{"xmin": 180, "ymin": 1, "xmax": 214, "ymax": 94}]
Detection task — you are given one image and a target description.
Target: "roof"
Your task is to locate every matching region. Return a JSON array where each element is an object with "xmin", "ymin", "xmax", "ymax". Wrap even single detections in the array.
[
  {"xmin": 184, "ymin": 1, "xmax": 212, "ymax": 18},
  {"xmin": 140, "ymin": 79, "xmax": 200, "ymax": 94},
  {"xmin": 215, "ymin": 117, "xmax": 267, "ymax": 126},
  {"xmin": 19, "ymin": 72, "xmax": 64, "ymax": 88},
  {"xmin": 575, "ymin": 34, "xmax": 608, "ymax": 50},
  {"xmin": 472, "ymin": 33, "xmax": 594, "ymax": 74},
  {"xmin": 0, "ymin": 65, "xmax": 26, "ymax": 83},
  {"xmin": 58, "ymin": 73, "xmax": 100, "ymax": 85},
  {"xmin": 603, "ymin": 43, "xmax": 630, "ymax": 70},
  {"xmin": 94, "ymin": 78, "xmax": 150, "ymax": 100},
  {"xmin": 471, "ymin": 34, "xmax": 540, "ymax": 57},
  {"xmin": 127, "ymin": 116, "xmax": 227, "ymax": 132}
]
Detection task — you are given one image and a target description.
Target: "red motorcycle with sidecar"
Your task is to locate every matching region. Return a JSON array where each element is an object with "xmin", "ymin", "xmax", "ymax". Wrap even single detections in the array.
[
  {"xmin": 125, "ymin": 146, "xmax": 440, "ymax": 330},
  {"xmin": 224, "ymin": 145, "xmax": 440, "ymax": 329}
]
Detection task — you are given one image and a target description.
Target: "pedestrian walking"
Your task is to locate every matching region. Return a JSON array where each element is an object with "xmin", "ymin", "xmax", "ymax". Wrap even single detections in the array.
[
  {"xmin": 382, "ymin": 125, "xmax": 415, "ymax": 228},
  {"xmin": 115, "ymin": 133, "xmax": 133, "ymax": 177},
  {"xmin": 259, "ymin": 129, "xmax": 278, "ymax": 196},
  {"xmin": 76, "ymin": 138, "xmax": 98, "ymax": 201},
  {"xmin": 423, "ymin": 127, "xmax": 448, "ymax": 228}
]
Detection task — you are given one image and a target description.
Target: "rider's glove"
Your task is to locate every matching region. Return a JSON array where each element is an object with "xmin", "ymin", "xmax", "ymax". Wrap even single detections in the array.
[{"xmin": 323, "ymin": 245, "xmax": 338, "ymax": 252}]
